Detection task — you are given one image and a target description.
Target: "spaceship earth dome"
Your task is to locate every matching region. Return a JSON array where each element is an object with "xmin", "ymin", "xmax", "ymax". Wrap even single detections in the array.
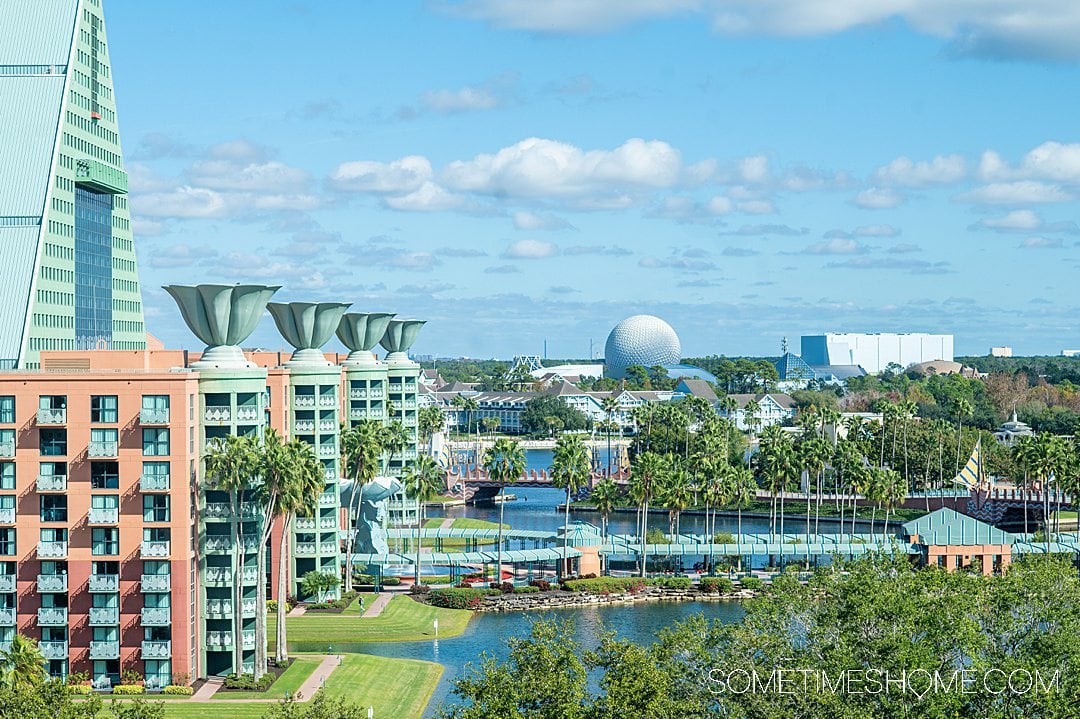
[{"xmin": 604, "ymin": 315, "xmax": 682, "ymax": 379}]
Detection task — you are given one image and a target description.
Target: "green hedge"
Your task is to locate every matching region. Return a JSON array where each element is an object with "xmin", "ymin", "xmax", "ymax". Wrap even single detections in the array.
[
  {"xmin": 67, "ymin": 684, "xmax": 92, "ymax": 695},
  {"xmin": 649, "ymin": 576, "xmax": 692, "ymax": 589},
  {"xmin": 562, "ymin": 577, "xmax": 646, "ymax": 595},
  {"xmin": 163, "ymin": 685, "xmax": 194, "ymax": 696},
  {"xmin": 112, "ymin": 685, "xmax": 145, "ymax": 695},
  {"xmin": 428, "ymin": 587, "xmax": 499, "ymax": 609},
  {"xmin": 699, "ymin": 576, "xmax": 734, "ymax": 594},
  {"xmin": 740, "ymin": 576, "xmax": 764, "ymax": 590},
  {"xmin": 513, "ymin": 585, "xmax": 540, "ymax": 594}
]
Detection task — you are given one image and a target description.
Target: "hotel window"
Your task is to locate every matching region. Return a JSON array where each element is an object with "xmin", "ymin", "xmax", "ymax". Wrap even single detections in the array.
[
  {"xmin": 90, "ymin": 395, "xmax": 117, "ymax": 423},
  {"xmin": 90, "ymin": 462, "xmax": 118, "ymax": 489},
  {"xmin": 92, "ymin": 494, "xmax": 118, "ymax": 513},
  {"xmin": 0, "ymin": 463, "xmax": 12, "ymax": 490},
  {"xmin": 40, "ymin": 527, "xmax": 67, "ymax": 545},
  {"xmin": 142, "ymin": 461, "xmax": 169, "ymax": 487},
  {"xmin": 0, "ymin": 529, "xmax": 13, "ymax": 555},
  {"xmin": 143, "ymin": 527, "xmax": 169, "ymax": 545},
  {"xmin": 39, "ymin": 395, "xmax": 66, "ymax": 412},
  {"xmin": 0, "ymin": 496, "xmax": 12, "ymax": 513},
  {"xmin": 92, "ymin": 528, "xmax": 118, "ymax": 556},
  {"xmin": 0, "ymin": 397, "xmax": 12, "ymax": 424},
  {"xmin": 142, "ymin": 428, "xmax": 169, "ymax": 456},
  {"xmin": 40, "ymin": 495, "xmax": 67, "ymax": 523},
  {"xmin": 143, "ymin": 560, "xmax": 168, "ymax": 577},
  {"xmin": 141, "ymin": 395, "xmax": 169, "ymax": 422},
  {"xmin": 39, "ymin": 428, "xmax": 66, "ymax": 456},
  {"xmin": 143, "ymin": 495, "xmax": 169, "ymax": 523}
]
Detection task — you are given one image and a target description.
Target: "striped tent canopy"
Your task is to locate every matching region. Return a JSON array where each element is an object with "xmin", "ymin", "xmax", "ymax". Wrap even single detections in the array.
[{"xmin": 953, "ymin": 440, "xmax": 983, "ymax": 489}]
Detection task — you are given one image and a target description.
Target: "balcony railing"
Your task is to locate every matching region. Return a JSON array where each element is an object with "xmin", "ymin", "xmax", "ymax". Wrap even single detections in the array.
[
  {"xmin": 140, "ymin": 541, "xmax": 170, "ymax": 558},
  {"xmin": 205, "ymin": 535, "xmax": 260, "ymax": 552},
  {"xmin": 37, "ymin": 607, "xmax": 68, "ymax": 625},
  {"xmin": 37, "ymin": 541, "xmax": 67, "ymax": 558},
  {"xmin": 204, "ymin": 406, "xmax": 231, "ymax": 422},
  {"xmin": 204, "ymin": 502, "xmax": 260, "ymax": 520},
  {"xmin": 318, "ymin": 420, "xmax": 336, "ymax": 432},
  {"xmin": 317, "ymin": 444, "xmax": 336, "ymax": 458},
  {"xmin": 140, "ymin": 473, "xmax": 170, "ymax": 492},
  {"xmin": 242, "ymin": 598, "xmax": 257, "ymax": 616},
  {"xmin": 141, "ymin": 607, "xmax": 170, "ymax": 626},
  {"xmin": 294, "ymin": 419, "xmax": 315, "ymax": 433},
  {"xmin": 294, "ymin": 396, "xmax": 316, "ymax": 408},
  {"xmin": 0, "ymin": 608, "xmax": 14, "ymax": 625},
  {"xmin": 0, "ymin": 575, "xmax": 14, "ymax": 593},
  {"xmin": 37, "ymin": 574, "xmax": 67, "ymax": 592},
  {"xmin": 317, "ymin": 395, "xmax": 336, "ymax": 408},
  {"xmin": 139, "ymin": 408, "xmax": 170, "ymax": 424},
  {"xmin": 141, "ymin": 574, "xmax": 170, "ymax": 592},
  {"xmin": 36, "ymin": 474, "xmax": 67, "ymax": 492},
  {"xmin": 236, "ymin": 406, "xmax": 260, "ymax": 422},
  {"xmin": 205, "ymin": 600, "xmax": 232, "ymax": 617},
  {"xmin": 324, "ymin": 468, "xmax": 337, "ymax": 482},
  {"xmin": 294, "ymin": 542, "xmax": 316, "ymax": 556},
  {"xmin": 89, "ymin": 607, "xmax": 119, "ymax": 625},
  {"xmin": 88, "ymin": 507, "xmax": 119, "ymax": 525},
  {"xmin": 0, "ymin": 441, "xmax": 13, "ymax": 458},
  {"xmin": 141, "ymin": 640, "xmax": 171, "ymax": 659},
  {"xmin": 89, "ymin": 640, "xmax": 120, "ymax": 659},
  {"xmin": 88, "ymin": 441, "xmax": 118, "ymax": 458},
  {"xmin": 206, "ymin": 631, "xmax": 232, "ymax": 649},
  {"xmin": 0, "ymin": 508, "xmax": 13, "ymax": 525},
  {"xmin": 36, "ymin": 408, "xmax": 66, "ymax": 424},
  {"xmin": 90, "ymin": 574, "xmax": 119, "ymax": 592},
  {"xmin": 318, "ymin": 491, "xmax": 337, "ymax": 507},
  {"xmin": 319, "ymin": 542, "xmax": 338, "ymax": 554},
  {"xmin": 294, "ymin": 517, "xmax": 316, "ymax": 530},
  {"xmin": 40, "ymin": 640, "xmax": 67, "ymax": 660},
  {"xmin": 349, "ymin": 388, "xmax": 367, "ymax": 400},
  {"xmin": 242, "ymin": 630, "xmax": 256, "ymax": 649}
]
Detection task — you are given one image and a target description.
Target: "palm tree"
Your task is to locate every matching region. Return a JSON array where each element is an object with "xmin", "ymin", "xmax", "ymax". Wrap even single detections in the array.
[
  {"xmin": 601, "ymin": 395, "xmax": 619, "ymax": 476},
  {"xmin": 630, "ymin": 451, "xmax": 664, "ymax": 577},
  {"xmin": 271, "ymin": 440, "xmax": 323, "ymax": 665},
  {"xmin": 797, "ymin": 437, "xmax": 829, "ymax": 551},
  {"xmin": 483, "ymin": 438, "xmax": 525, "ymax": 583},
  {"xmin": 743, "ymin": 399, "xmax": 761, "ymax": 468},
  {"xmin": 660, "ymin": 461, "xmax": 693, "ymax": 537},
  {"xmin": 758, "ymin": 425, "xmax": 797, "ymax": 546},
  {"xmin": 417, "ymin": 405, "xmax": 444, "ymax": 456},
  {"xmin": 0, "ymin": 635, "xmax": 46, "ymax": 690},
  {"xmin": 460, "ymin": 396, "xmax": 480, "ymax": 461},
  {"xmin": 589, "ymin": 477, "xmax": 619, "ymax": 545},
  {"xmin": 402, "ymin": 455, "xmax": 445, "ymax": 587},
  {"xmin": 899, "ymin": 400, "xmax": 918, "ymax": 488},
  {"xmin": 340, "ymin": 420, "xmax": 384, "ymax": 593},
  {"xmin": 204, "ymin": 434, "xmax": 259, "ymax": 676},
  {"xmin": 879, "ymin": 468, "xmax": 906, "ymax": 542},
  {"xmin": 1032, "ymin": 433, "xmax": 1069, "ymax": 542},
  {"xmin": 550, "ymin": 434, "xmax": 591, "ymax": 577},
  {"xmin": 952, "ymin": 397, "xmax": 973, "ymax": 475},
  {"xmin": 1013, "ymin": 434, "xmax": 1039, "ymax": 535},
  {"xmin": 700, "ymin": 457, "xmax": 727, "ymax": 572},
  {"xmin": 382, "ymin": 420, "xmax": 410, "ymax": 472},
  {"xmin": 251, "ymin": 428, "xmax": 287, "ymax": 679},
  {"xmin": 876, "ymin": 400, "xmax": 895, "ymax": 468}
]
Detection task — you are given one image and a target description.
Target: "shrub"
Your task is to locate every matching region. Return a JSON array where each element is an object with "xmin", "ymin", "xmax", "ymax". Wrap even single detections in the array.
[
  {"xmin": 172, "ymin": 672, "xmax": 191, "ymax": 687},
  {"xmin": 383, "ymin": 576, "xmax": 402, "ymax": 586},
  {"xmin": 563, "ymin": 577, "xmax": 645, "ymax": 595},
  {"xmin": 120, "ymin": 669, "xmax": 143, "ymax": 686},
  {"xmin": 513, "ymin": 585, "xmax": 539, "ymax": 593},
  {"xmin": 699, "ymin": 576, "xmax": 734, "ymax": 594},
  {"xmin": 713, "ymin": 531, "xmax": 735, "ymax": 544},
  {"xmin": 499, "ymin": 581, "xmax": 515, "ymax": 594},
  {"xmin": 428, "ymin": 587, "xmax": 498, "ymax": 609},
  {"xmin": 67, "ymin": 684, "xmax": 92, "ymax": 695},
  {"xmin": 66, "ymin": 671, "xmax": 90, "ymax": 686},
  {"xmin": 409, "ymin": 583, "xmax": 431, "ymax": 595},
  {"xmin": 528, "ymin": 579, "xmax": 551, "ymax": 591},
  {"xmin": 112, "ymin": 685, "xmax": 145, "ymax": 695},
  {"xmin": 224, "ymin": 673, "xmax": 274, "ymax": 691},
  {"xmin": 163, "ymin": 685, "xmax": 194, "ymax": 696},
  {"xmin": 740, "ymin": 576, "xmax": 764, "ymax": 591},
  {"xmin": 650, "ymin": 576, "xmax": 692, "ymax": 589},
  {"xmin": 645, "ymin": 528, "xmax": 667, "ymax": 543}
]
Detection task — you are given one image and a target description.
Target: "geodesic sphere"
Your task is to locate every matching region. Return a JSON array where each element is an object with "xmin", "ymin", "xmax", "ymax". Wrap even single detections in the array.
[{"xmin": 604, "ymin": 315, "xmax": 681, "ymax": 379}]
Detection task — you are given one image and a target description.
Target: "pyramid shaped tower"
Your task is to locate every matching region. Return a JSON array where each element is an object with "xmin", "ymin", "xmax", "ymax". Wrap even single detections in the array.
[{"xmin": 0, "ymin": 0, "xmax": 145, "ymax": 368}]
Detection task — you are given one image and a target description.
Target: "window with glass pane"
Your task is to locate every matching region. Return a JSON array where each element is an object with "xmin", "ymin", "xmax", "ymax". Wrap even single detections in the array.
[
  {"xmin": 90, "ymin": 396, "xmax": 117, "ymax": 423},
  {"xmin": 40, "ymin": 495, "xmax": 67, "ymax": 522},
  {"xmin": 91, "ymin": 593, "xmax": 118, "ymax": 609},
  {"xmin": 91, "ymin": 462, "xmax": 118, "ymax": 489},
  {"xmin": 40, "ymin": 528, "xmax": 66, "ymax": 543},
  {"xmin": 0, "ymin": 397, "xmax": 13, "ymax": 424},
  {"xmin": 143, "ymin": 560, "xmax": 169, "ymax": 577},
  {"xmin": 39, "ymin": 428, "xmax": 65, "ymax": 456},
  {"xmin": 91, "ymin": 428, "xmax": 117, "ymax": 444},
  {"xmin": 142, "ymin": 395, "xmax": 169, "ymax": 412},
  {"xmin": 143, "ymin": 527, "xmax": 169, "ymax": 543},
  {"xmin": 0, "ymin": 529, "xmax": 13, "ymax": 555},
  {"xmin": 143, "ymin": 592, "xmax": 170, "ymax": 609},
  {"xmin": 91, "ymin": 495, "xmax": 118, "ymax": 509},
  {"xmin": 0, "ymin": 496, "xmax": 12, "ymax": 510},
  {"xmin": 91, "ymin": 528, "xmax": 118, "ymax": 556},
  {"xmin": 143, "ymin": 495, "xmax": 169, "ymax": 523},
  {"xmin": 0, "ymin": 464, "xmax": 13, "ymax": 490},
  {"xmin": 142, "ymin": 428, "xmax": 169, "ymax": 456},
  {"xmin": 38, "ymin": 395, "xmax": 65, "ymax": 410}
]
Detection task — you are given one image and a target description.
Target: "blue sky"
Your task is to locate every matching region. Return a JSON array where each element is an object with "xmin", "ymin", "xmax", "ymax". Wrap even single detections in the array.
[{"xmin": 106, "ymin": 0, "xmax": 1080, "ymax": 359}]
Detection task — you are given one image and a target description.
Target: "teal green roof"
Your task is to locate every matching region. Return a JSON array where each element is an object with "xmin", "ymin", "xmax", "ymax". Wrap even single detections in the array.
[{"xmin": 902, "ymin": 508, "xmax": 1014, "ymax": 546}]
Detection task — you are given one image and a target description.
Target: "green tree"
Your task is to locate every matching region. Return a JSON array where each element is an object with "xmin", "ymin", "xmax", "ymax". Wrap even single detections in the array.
[
  {"xmin": 402, "ymin": 455, "xmax": 444, "ymax": 586},
  {"xmin": 483, "ymin": 438, "xmax": 525, "ymax": 582},
  {"xmin": 340, "ymin": 420, "xmax": 384, "ymax": 593},
  {"xmin": 589, "ymin": 478, "xmax": 620, "ymax": 557},
  {"xmin": 0, "ymin": 635, "xmax": 46, "ymax": 690},
  {"xmin": 299, "ymin": 571, "xmax": 339, "ymax": 602},
  {"xmin": 630, "ymin": 451, "xmax": 665, "ymax": 577},
  {"xmin": 417, "ymin": 405, "xmax": 444, "ymax": 455},
  {"xmin": 550, "ymin": 434, "xmax": 591, "ymax": 577},
  {"xmin": 601, "ymin": 395, "xmax": 619, "ymax": 476},
  {"xmin": 520, "ymin": 395, "xmax": 588, "ymax": 435}
]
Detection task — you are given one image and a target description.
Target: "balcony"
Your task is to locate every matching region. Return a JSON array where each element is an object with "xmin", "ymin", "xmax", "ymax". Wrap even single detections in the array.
[
  {"xmin": 318, "ymin": 491, "xmax": 337, "ymax": 507},
  {"xmin": 204, "ymin": 406, "xmax": 231, "ymax": 423},
  {"xmin": 324, "ymin": 468, "xmax": 337, "ymax": 482},
  {"xmin": 236, "ymin": 406, "xmax": 260, "ymax": 422},
  {"xmin": 88, "ymin": 507, "xmax": 119, "ymax": 525},
  {"xmin": 205, "ymin": 535, "xmax": 259, "ymax": 553},
  {"xmin": 0, "ymin": 441, "xmax": 13, "ymax": 458},
  {"xmin": 349, "ymin": 408, "xmax": 371, "ymax": 421},
  {"xmin": 403, "ymin": 416, "xmax": 417, "ymax": 427},
  {"xmin": 0, "ymin": 608, "xmax": 14, "ymax": 625},
  {"xmin": 0, "ymin": 575, "xmax": 14, "ymax": 593},
  {"xmin": 0, "ymin": 508, "xmax": 13, "ymax": 525},
  {"xmin": 294, "ymin": 542, "xmax": 316, "ymax": 556},
  {"xmin": 242, "ymin": 630, "xmax": 256, "ymax": 649},
  {"xmin": 349, "ymin": 388, "xmax": 367, "ymax": 400},
  {"xmin": 318, "ymin": 420, "xmax": 336, "ymax": 432},
  {"xmin": 140, "ymin": 541, "xmax": 170, "ymax": 558},
  {"xmin": 141, "ymin": 607, "xmax": 170, "ymax": 626},
  {"xmin": 90, "ymin": 574, "xmax": 119, "ymax": 592},
  {"xmin": 141, "ymin": 574, "xmax": 170, "ymax": 592},
  {"xmin": 39, "ymin": 640, "xmax": 67, "ymax": 660},
  {"xmin": 316, "ymin": 397, "xmax": 335, "ymax": 410},
  {"xmin": 139, "ymin": 408, "xmax": 170, "ymax": 424},
  {"xmin": 141, "ymin": 640, "xmax": 171, "ymax": 659},
  {"xmin": 294, "ymin": 419, "xmax": 315, "ymax": 433},
  {"xmin": 319, "ymin": 542, "xmax": 338, "ymax": 554},
  {"xmin": 36, "ymin": 474, "xmax": 67, "ymax": 492},
  {"xmin": 38, "ymin": 607, "xmax": 68, "ymax": 625},
  {"xmin": 37, "ymin": 574, "xmax": 68, "ymax": 592},
  {"xmin": 204, "ymin": 599, "xmax": 232, "ymax": 618},
  {"xmin": 75, "ymin": 158, "xmax": 128, "ymax": 194},
  {"xmin": 294, "ymin": 517, "xmax": 316, "ymax": 530},
  {"xmin": 89, "ymin": 607, "xmax": 119, "ymax": 625},
  {"xmin": 36, "ymin": 408, "xmax": 66, "ymax": 425},
  {"xmin": 294, "ymin": 395, "xmax": 316, "ymax": 409},
  {"xmin": 206, "ymin": 631, "xmax": 232, "ymax": 649},
  {"xmin": 89, "ymin": 640, "xmax": 120, "ymax": 660},
  {"xmin": 317, "ymin": 444, "xmax": 336, "ymax": 458},
  {"xmin": 140, "ymin": 473, "xmax": 170, "ymax": 492},
  {"xmin": 204, "ymin": 502, "xmax": 260, "ymax": 520},
  {"xmin": 88, "ymin": 440, "xmax": 118, "ymax": 458},
  {"xmin": 37, "ymin": 541, "xmax": 67, "ymax": 558}
]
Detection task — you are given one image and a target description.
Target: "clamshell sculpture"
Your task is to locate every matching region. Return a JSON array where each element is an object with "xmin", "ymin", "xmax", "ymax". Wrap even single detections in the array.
[
  {"xmin": 267, "ymin": 301, "xmax": 351, "ymax": 366},
  {"xmin": 379, "ymin": 319, "xmax": 425, "ymax": 365},
  {"xmin": 163, "ymin": 284, "xmax": 279, "ymax": 369},
  {"xmin": 336, "ymin": 312, "xmax": 395, "ymax": 367}
]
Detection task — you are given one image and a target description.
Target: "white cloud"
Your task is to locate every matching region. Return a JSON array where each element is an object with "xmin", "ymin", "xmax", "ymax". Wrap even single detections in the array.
[
  {"xmin": 512, "ymin": 211, "xmax": 576, "ymax": 231},
  {"xmin": 800, "ymin": 238, "xmax": 869, "ymax": 255},
  {"xmin": 854, "ymin": 188, "xmax": 904, "ymax": 209},
  {"xmin": 954, "ymin": 181, "xmax": 1072, "ymax": 204},
  {"xmin": 739, "ymin": 155, "xmax": 770, "ymax": 184},
  {"xmin": 824, "ymin": 224, "xmax": 900, "ymax": 239},
  {"xmin": 874, "ymin": 154, "xmax": 966, "ymax": 187},
  {"xmin": 329, "ymin": 156, "xmax": 433, "ymax": 193},
  {"xmin": 970, "ymin": 209, "xmax": 1080, "ymax": 234},
  {"xmin": 424, "ymin": 86, "xmax": 500, "ymax": 113},
  {"xmin": 383, "ymin": 182, "xmax": 469, "ymax": 212},
  {"xmin": 1020, "ymin": 236, "xmax": 1065, "ymax": 249},
  {"xmin": 978, "ymin": 142, "xmax": 1080, "ymax": 183},
  {"xmin": 135, "ymin": 187, "xmax": 231, "ymax": 218},
  {"xmin": 445, "ymin": 0, "xmax": 700, "ymax": 32},
  {"xmin": 502, "ymin": 239, "xmax": 559, "ymax": 259},
  {"xmin": 737, "ymin": 199, "xmax": 775, "ymax": 214}
]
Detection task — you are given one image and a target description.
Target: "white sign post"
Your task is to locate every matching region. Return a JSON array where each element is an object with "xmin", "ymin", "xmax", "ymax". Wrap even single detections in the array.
[{"xmin": 433, "ymin": 617, "xmax": 439, "ymax": 637}]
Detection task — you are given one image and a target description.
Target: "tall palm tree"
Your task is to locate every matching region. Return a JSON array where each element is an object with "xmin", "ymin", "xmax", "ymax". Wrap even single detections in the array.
[
  {"xmin": 205, "ymin": 434, "xmax": 259, "ymax": 676},
  {"xmin": 550, "ymin": 434, "xmax": 591, "ymax": 577},
  {"xmin": 879, "ymin": 468, "xmax": 906, "ymax": 542},
  {"xmin": 483, "ymin": 438, "xmax": 525, "ymax": 583},
  {"xmin": 899, "ymin": 400, "xmax": 918, "ymax": 488},
  {"xmin": 589, "ymin": 477, "xmax": 619, "ymax": 545},
  {"xmin": 743, "ymin": 399, "xmax": 761, "ymax": 468},
  {"xmin": 417, "ymin": 405, "xmax": 444, "ymax": 456},
  {"xmin": 0, "ymin": 635, "xmax": 46, "ymax": 690},
  {"xmin": 340, "ymin": 420, "xmax": 384, "ymax": 593},
  {"xmin": 251, "ymin": 428, "xmax": 288, "ymax": 679},
  {"xmin": 876, "ymin": 400, "xmax": 896, "ymax": 468},
  {"xmin": 402, "ymin": 455, "xmax": 445, "ymax": 587},
  {"xmin": 726, "ymin": 464, "xmax": 756, "ymax": 572},
  {"xmin": 953, "ymin": 397, "xmax": 973, "ymax": 475},
  {"xmin": 630, "ymin": 451, "xmax": 664, "ymax": 577},
  {"xmin": 797, "ymin": 437, "xmax": 829, "ymax": 550},
  {"xmin": 1013, "ymin": 434, "xmax": 1039, "ymax": 535},
  {"xmin": 601, "ymin": 395, "xmax": 619, "ymax": 475},
  {"xmin": 460, "ymin": 396, "xmax": 480, "ymax": 461},
  {"xmin": 758, "ymin": 425, "xmax": 797, "ymax": 544},
  {"xmin": 660, "ymin": 461, "xmax": 693, "ymax": 537},
  {"xmin": 700, "ymin": 457, "xmax": 727, "ymax": 571},
  {"xmin": 272, "ymin": 440, "xmax": 323, "ymax": 665}
]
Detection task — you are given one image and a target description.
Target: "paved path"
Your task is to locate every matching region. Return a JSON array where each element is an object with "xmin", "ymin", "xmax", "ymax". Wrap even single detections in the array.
[
  {"xmin": 201, "ymin": 655, "xmax": 344, "ymax": 703},
  {"xmin": 362, "ymin": 592, "xmax": 393, "ymax": 618},
  {"xmin": 287, "ymin": 604, "xmax": 307, "ymax": 617},
  {"xmin": 439, "ymin": 518, "xmax": 454, "ymax": 528},
  {"xmin": 191, "ymin": 676, "xmax": 223, "ymax": 700}
]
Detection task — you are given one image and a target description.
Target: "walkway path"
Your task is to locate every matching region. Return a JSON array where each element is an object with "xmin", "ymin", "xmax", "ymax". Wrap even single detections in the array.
[
  {"xmin": 191, "ymin": 676, "xmax": 223, "ymax": 700},
  {"xmin": 197, "ymin": 655, "xmax": 344, "ymax": 703},
  {"xmin": 362, "ymin": 592, "xmax": 393, "ymax": 618},
  {"xmin": 287, "ymin": 603, "xmax": 307, "ymax": 617},
  {"xmin": 439, "ymin": 518, "xmax": 455, "ymax": 529}
]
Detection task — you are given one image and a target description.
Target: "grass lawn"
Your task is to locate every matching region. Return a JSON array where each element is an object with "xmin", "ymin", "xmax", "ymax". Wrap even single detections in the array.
[
  {"xmin": 211, "ymin": 655, "xmax": 322, "ymax": 700},
  {"xmin": 162, "ymin": 704, "xmax": 269, "ymax": 719},
  {"xmin": 270, "ymin": 595, "xmax": 472, "ymax": 652},
  {"xmin": 323, "ymin": 654, "xmax": 442, "ymax": 719}
]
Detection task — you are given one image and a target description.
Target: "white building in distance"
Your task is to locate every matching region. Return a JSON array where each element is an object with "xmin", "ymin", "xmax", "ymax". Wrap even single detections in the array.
[
  {"xmin": 990, "ymin": 346, "xmax": 1013, "ymax": 357},
  {"xmin": 801, "ymin": 333, "xmax": 954, "ymax": 374}
]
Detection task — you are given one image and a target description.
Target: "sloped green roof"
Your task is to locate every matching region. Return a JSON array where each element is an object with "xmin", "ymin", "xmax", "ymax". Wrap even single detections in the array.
[{"xmin": 902, "ymin": 508, "xmax": 1014, "ymax": 546}]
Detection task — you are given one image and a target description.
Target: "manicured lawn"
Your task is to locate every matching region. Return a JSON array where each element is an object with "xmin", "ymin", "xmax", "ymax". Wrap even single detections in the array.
[
  {"xmin": 323, "ymin": 654, "xmax": 442, "ymax": 719},
  {"xmin": 162, "ymin": 703, "xmax": 269, "ymax": 719},
  {"xmin": 270, "ymin": 594, "xmax": 472, "ymax": 652},
  {"xmin": 211, "ymin": 655, "xmax": 321, "ymax": 700}
]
